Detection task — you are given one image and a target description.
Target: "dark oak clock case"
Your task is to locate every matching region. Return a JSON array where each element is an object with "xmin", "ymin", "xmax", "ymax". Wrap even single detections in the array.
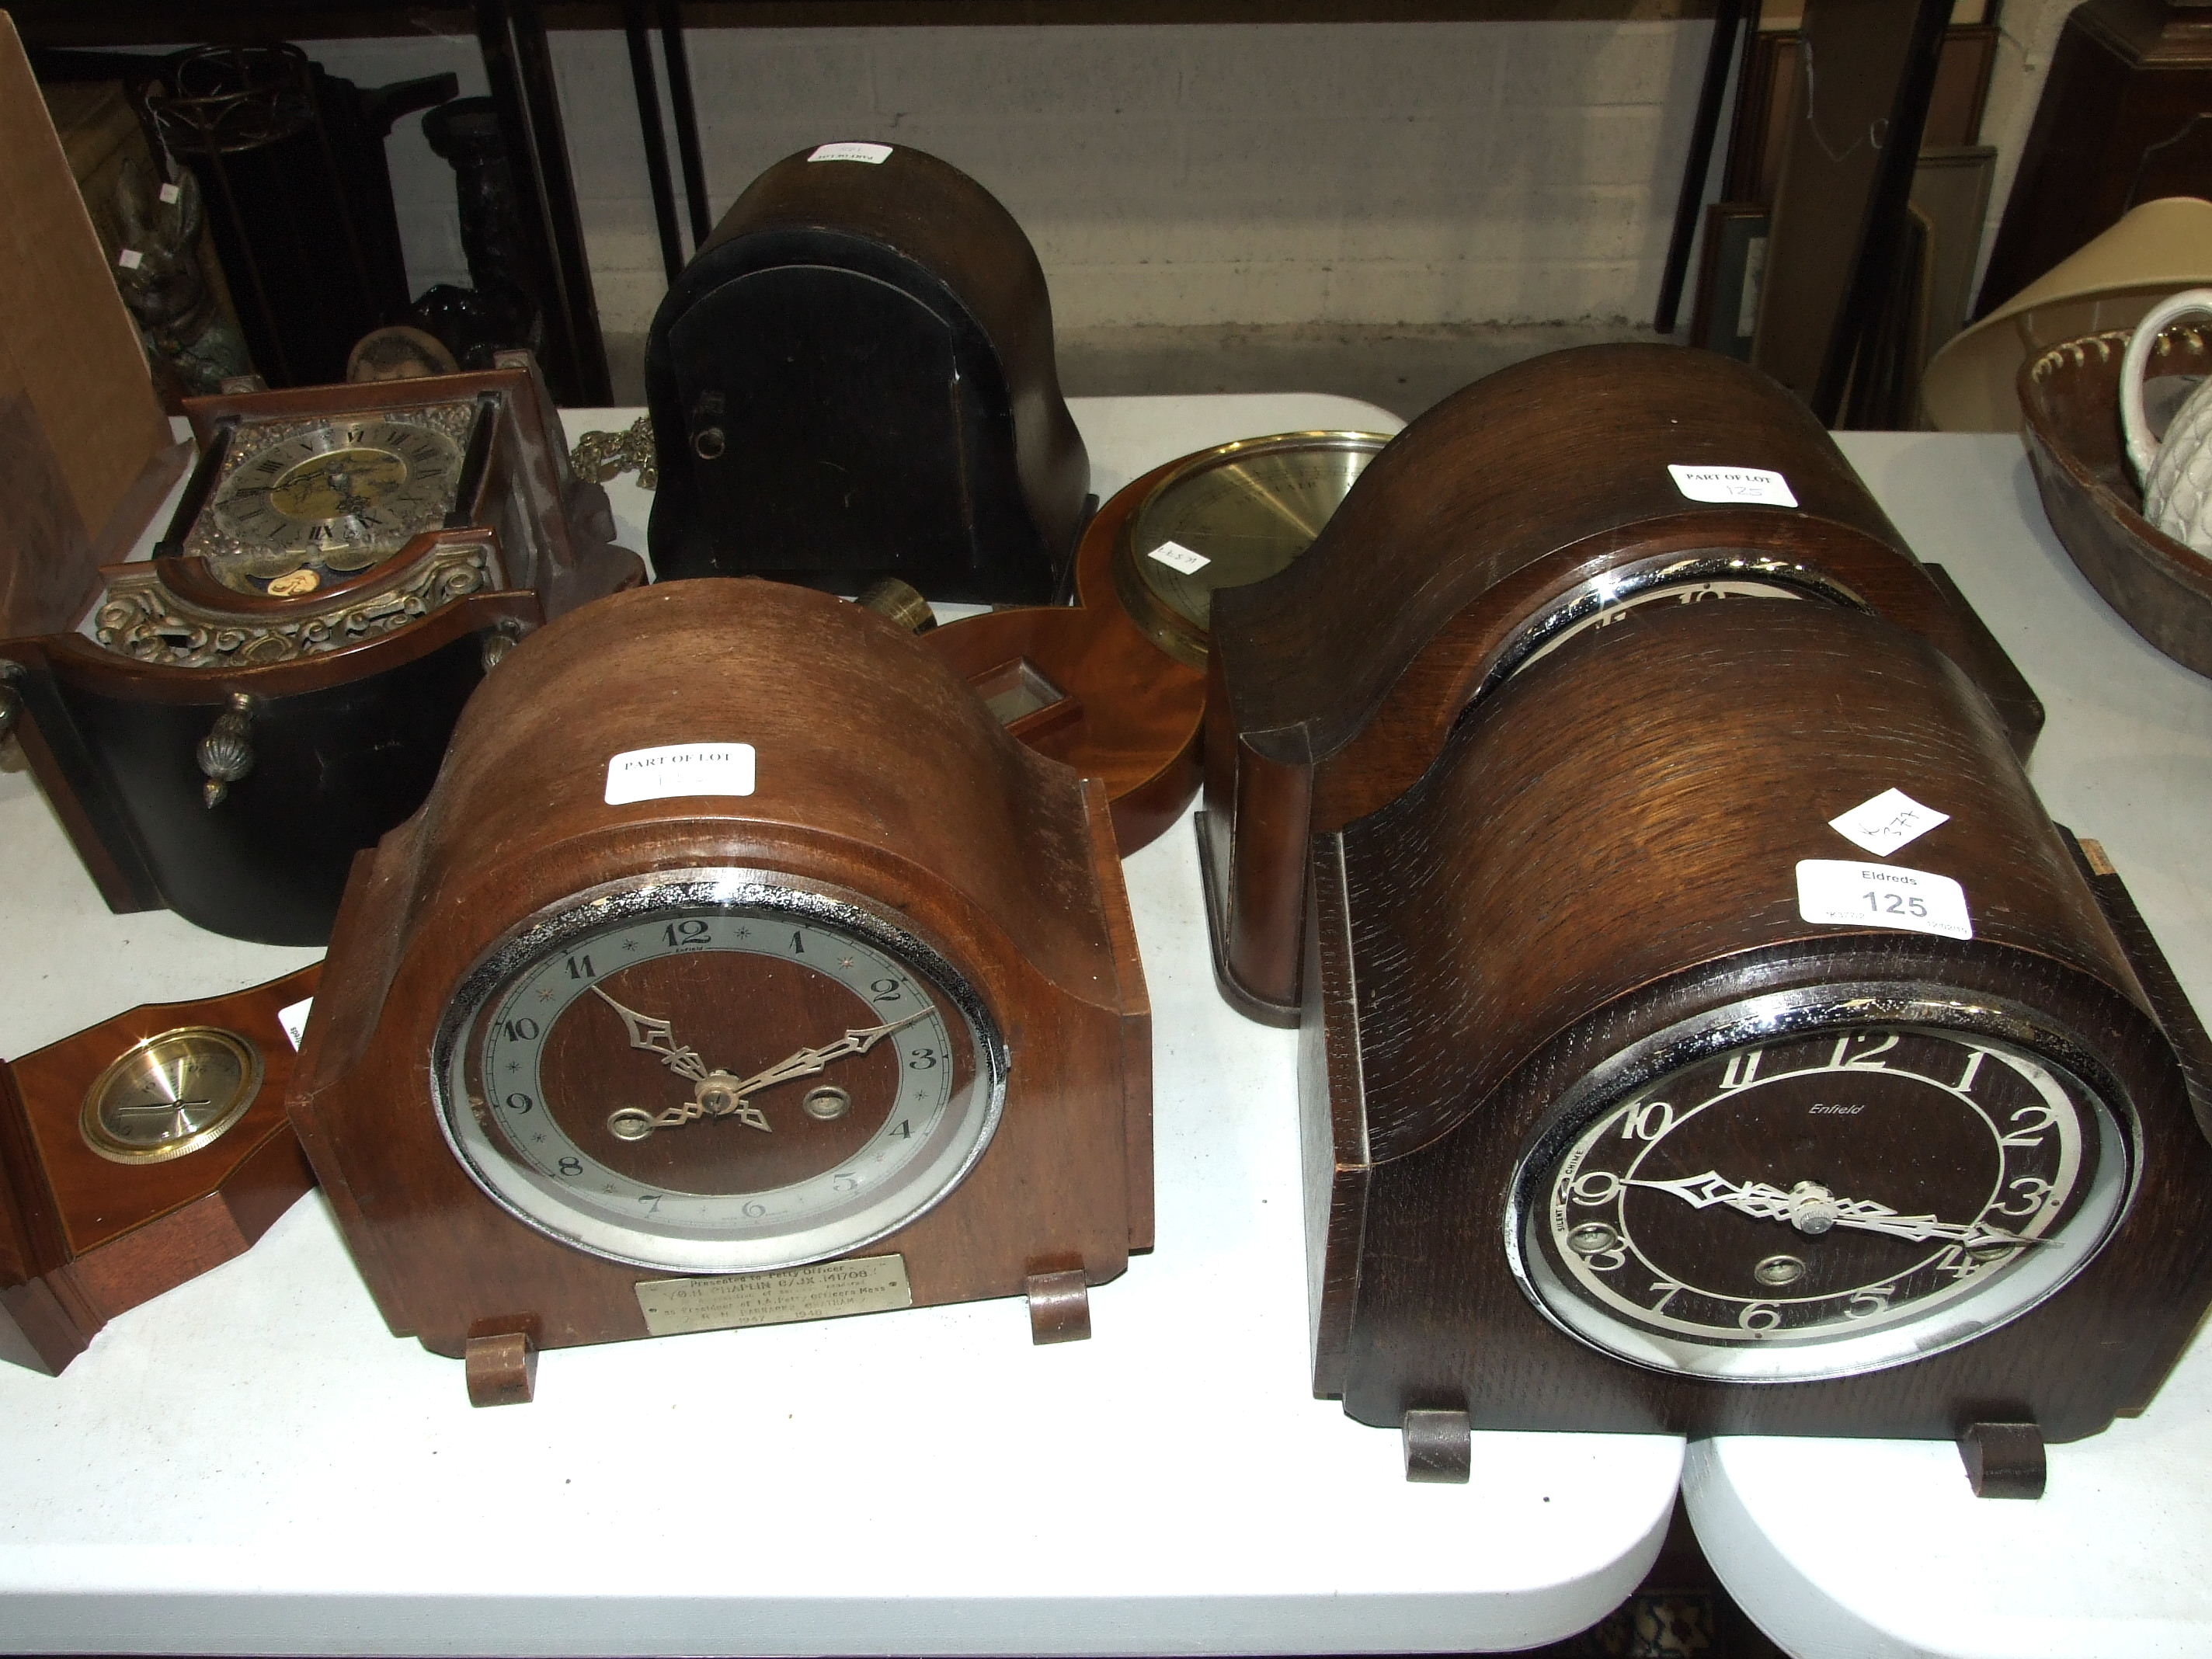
[
  {"xmin": 1, "ymin": 966, "xmax": 321, "ymax": 1375},
  {"xmin": 645, "ymin": 144, "xmax": 1090, "ymax": 603},
  {"xmin": 0, "ymin": 355, "xmax": 642, "ymax": 946},
  {"xmin": 290, "ymin": 580, "xmax": 1150, "ymax": 1390},
  {"xmin": 925, "ymin": 452, "xmax": 1210, "ymax": 855},
  {"xmin": 1305, "ymin": 596, "xmax": 2212, "ymax": 1472},
  {"xmin": 1201, "ymin": 343, "xmax": 2043, "ymax": 1024}
]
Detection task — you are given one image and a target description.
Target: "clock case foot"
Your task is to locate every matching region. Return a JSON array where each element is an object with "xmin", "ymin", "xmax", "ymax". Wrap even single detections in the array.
[
  {"xmin": 1296, "ymin": 596, "xmax": 2212, "ymax": 1449},
  {"xmin": 464, "ymin": 1328, "xmax": 539, "ymax": 1407},
  {"xmin": 1024, "ymin": 1266, "xmax": 1091, "ymax": 1344},
  {"xmin": 1958, "ymin": 1421, "xmax": 2047, "ymax": 1498}
]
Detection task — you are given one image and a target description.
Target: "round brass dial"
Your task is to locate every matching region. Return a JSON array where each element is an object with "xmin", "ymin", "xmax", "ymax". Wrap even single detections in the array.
[
  {"xmin": 79, "ymin": 1026, "xmax": 264, "ymax": 1165},
  {"xmin": 1112, "ymin": 430, "xmax": 1389, "ymax": 667}
]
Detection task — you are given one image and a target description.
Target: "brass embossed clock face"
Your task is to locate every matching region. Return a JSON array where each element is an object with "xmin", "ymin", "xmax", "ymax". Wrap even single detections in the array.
[
  {"xmin": 1115, "ymin": 431, "xmax": 1389, "ymax": 667},
  {"xmin": 80, "ymin": 1027, "xmax": 264, "ymax": 1165},
  {"xmin": 1511, "ymin": 998, "xmax": 2132, "ymax": 1382},
  {"xmin": 434, "ymin": 872, "xmax": 1007, "ymax": 1275},
  {"xmin": 193, "ymin": 405, "xmax": 473, "ymax": 596}
]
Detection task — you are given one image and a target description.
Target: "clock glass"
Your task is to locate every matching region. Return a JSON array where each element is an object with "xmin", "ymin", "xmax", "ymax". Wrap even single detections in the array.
[
  {"xmin": 1114, "ymin": 431, "xmax": 1388, "ymax": 666},
  {"xmin": 1510, "ymin": 992, "xmax": 2133, "ymax": 1382},
  {"xmin": 191, "ymin": 405, "xmax": 474, "ymax": 596},
  {"xmin": 79, "ymin": 1026, "xmax": 263, "ymax": 1165},
  {"xmin": 433, "ymin": 871, "xmax": 1006, "ymax": 1275}
]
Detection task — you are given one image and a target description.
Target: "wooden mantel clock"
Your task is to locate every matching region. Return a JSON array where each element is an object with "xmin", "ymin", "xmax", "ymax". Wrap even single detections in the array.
[
  {"xmin": 0, "ymin": 353, "xmax": 642, "ymax": 946},
  {"xmin": 1201, "ymin": 343, "xmax": 2043, "ymax": 1025},
  {"xmin": 2, "ymin": 966, "xmax": 319, "ymax": 1375},
  {"xmin": 289, "ymin": 579, "xmax": 1151, "ymax": 1404},
  {"xmin": 1305, "ymin": 595, "xmax": 2212, "ymax": 1494}
]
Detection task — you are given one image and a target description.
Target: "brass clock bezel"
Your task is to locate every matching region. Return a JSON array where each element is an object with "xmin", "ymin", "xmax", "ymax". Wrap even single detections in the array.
[
  {"xmin": 1111, "ymin": 430, "xmax": 1390, "ymax": 669},
  {"xmin": 78, "ymin": 1025, "xmax": 266, "ymax": 1166}
]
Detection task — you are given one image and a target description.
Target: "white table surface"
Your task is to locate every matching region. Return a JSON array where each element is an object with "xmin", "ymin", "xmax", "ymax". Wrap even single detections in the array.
[
  {"xmin": 1685, "ymin": 433, "xmax": 2212, "ymax": 1659},
  {"xmin": 0, "ymin": 393, "xmax": 1686, "ymax": 1657}
]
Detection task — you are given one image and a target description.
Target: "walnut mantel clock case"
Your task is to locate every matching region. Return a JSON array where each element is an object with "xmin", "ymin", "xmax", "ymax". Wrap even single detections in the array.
[
  {"xmin": 1200, "ymin": 343, "xmax": 2043, "ymax": 1025},
  {"xmin": 645, "ymin": 143, "xmax": 1089, "ymax": 603},
  {"xmin": 0, "ymin": 354, "xmax": 642, "ymax": 945},
  {"xmin": 289, "ymin": 579, "xmax": 1151, "ymax": 1403},
  {"xmin": 1303, "ymin": 596, "xmax": 2212, "ymax": 1493}
]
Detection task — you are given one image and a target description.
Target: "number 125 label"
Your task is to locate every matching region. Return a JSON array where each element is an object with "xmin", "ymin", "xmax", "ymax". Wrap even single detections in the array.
[{"xmin": 1796, "ymin": 859, "xmax": 1973, "ymax": 941}]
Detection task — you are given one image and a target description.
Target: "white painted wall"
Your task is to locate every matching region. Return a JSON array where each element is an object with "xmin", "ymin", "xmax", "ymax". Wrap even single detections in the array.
[{"xmin": 304, "ymin": 19, "xmax": 1713, "ymax": 340}]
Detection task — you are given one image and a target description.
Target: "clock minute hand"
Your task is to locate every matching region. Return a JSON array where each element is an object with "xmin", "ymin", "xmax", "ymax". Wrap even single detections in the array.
[
  {"xmin": 589, "ymin": 986, "xmax": 711, "ymax": 1083},
  {"xmin": 709, "ymin": 1007, "xmax": 934, "ymax": 1105},
  {"xmin": 1629, "ymin": 1170, "xmax": 2043, "ymax": 1250}
]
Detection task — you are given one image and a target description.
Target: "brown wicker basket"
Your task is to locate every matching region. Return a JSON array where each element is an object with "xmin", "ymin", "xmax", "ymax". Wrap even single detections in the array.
[{"xmin": 2019, "ymin": 326, "xmax": 2212, "ymax": 680}]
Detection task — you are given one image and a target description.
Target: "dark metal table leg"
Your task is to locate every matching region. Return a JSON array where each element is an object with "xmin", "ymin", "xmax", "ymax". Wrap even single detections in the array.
[
  {"xmin": 625, "ymin": 0, "xmax": 684, "ymax": 283},
  {"xmin": 659, "ymin": 0, "xmax": 711, "ymax": 244},
  {"xmin": 1654, "ymin": 0, "xmax": 1750, "ymax": 336}
]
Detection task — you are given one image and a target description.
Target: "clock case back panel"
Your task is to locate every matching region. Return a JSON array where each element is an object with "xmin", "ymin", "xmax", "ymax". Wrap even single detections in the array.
[
  {"xmin": 1201, "ymin": 343, "xmax": 2043, "ymax": 1026},
  {"xmin": 644, "ymin": 145, "xmax": 1089, "ymax": 604},
  {"xmin": 0, "ymin": 358, "xmax": 642, "ymax": 946},
  {"xmin": 1304, "ymin": 598, "xmax": 2212, "ymax": 1441},
  {"xmin": 0, "ymin": 966, "xmax": 320, "ymax": 1376},
  {"xmin": 290, "ymin": 579, "xmax": 1150, "ymax": 1359}
]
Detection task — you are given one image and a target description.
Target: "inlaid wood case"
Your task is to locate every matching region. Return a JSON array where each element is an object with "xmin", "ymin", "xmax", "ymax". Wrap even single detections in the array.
[
  {"xmin": 1, "ymin": 966, "xmax": 320, "ymax": 1375},
  {"xmin": 0, "ymin": 353, "xmax": 642, "ymax": 945},
  {"xmin": 1201, "ymin": 343, "xmax": 2043, "ymax": 1025},
  {"xmin": 1304, "ymin": 596, "xmax": 2212, "ymax": 1484},
  {"xmin": 646, "ymin": 144, "xmax": 1090, "ymax": 603},
  {"xmin": 290, "ymin": 580, "xmax": 1150, "ymax": 1401}
]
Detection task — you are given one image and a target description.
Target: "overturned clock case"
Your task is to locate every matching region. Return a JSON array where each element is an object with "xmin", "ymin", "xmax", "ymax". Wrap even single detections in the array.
[
  {"xmin": 289, "ymin": 579, "xmax": 1150, "ymax": 1402},
  {"xmin": 0, "ymin": 354, "xmax": 642, "ymax": 946},
  {"xmin": 1305, "ymin": 596, "xmax": 2212, "ymax": 1486},
  {"xmin": 1201, "ymin": 343, "xmax": 2044, "ymax": 1025},
  {"xmin": 644, "ymin": 144, "xmax": 1089, "ymax": 603},
  {"xmin": 1, "ymin": 965, "xmax": 320, "ymax": 1375}
]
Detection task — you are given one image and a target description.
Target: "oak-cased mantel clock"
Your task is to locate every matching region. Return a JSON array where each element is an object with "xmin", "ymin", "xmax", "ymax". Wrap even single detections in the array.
[
  {"xmin": 1201, "ymin": 343, "xmax": 2043, "ymax": 1026},
  {"xmin": 1304, "ymin": 596, "xmax": 2212, "ymax": 1494},
  {"xmin": 289, "ymin": 579, "xmax": 1151, "ymax": 1404},
  {"xmin": 2, "ymin": 966, "xmax": 320, "ymax": 1376},
  {"xmin": 0, "ymin": 353, "xmax": 642, "ymax": 946}
]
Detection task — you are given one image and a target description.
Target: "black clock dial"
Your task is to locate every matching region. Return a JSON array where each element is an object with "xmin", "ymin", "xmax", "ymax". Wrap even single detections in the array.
[{"xmin": 1513, "ymin": 1011, "xmax": 2131, "ymax": 1381}]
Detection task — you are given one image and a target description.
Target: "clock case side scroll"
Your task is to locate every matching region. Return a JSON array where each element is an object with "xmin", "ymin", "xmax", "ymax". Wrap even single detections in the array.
[
  {"xmin": 0, "ymin": 965, "xmax": 320, "ymax": 1376},
  {"xmin": 0, "ymin": 355, "xmax": 643, "ymax": 946},
  {"xmin": 1299, "ymin": 599, "xmax": 2212, "ymax": 1444},
  {"xmin": 290, "ymin": 581, "xmax": 1149, "ymax": 1363},
  {"xmin": 1200, "ymin": 343, "xmax": 2044, "ymax": 1026}
]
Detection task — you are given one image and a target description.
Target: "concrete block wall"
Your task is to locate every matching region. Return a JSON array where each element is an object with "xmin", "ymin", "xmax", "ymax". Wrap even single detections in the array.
[{"xmin": 305, "ymin": 19, "xmax": 1713, "ymax": 342}]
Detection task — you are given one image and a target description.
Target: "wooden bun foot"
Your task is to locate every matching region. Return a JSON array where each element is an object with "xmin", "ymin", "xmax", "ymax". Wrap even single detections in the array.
[
  {"xmin": 464, "ymin": 1330, "xmax": 538, "ymax": 1407},
  {"xmin": 1025, "ymin": 1268, "xmax": 1091, "ymax": 1344},
  {"xmin": 1958, "ymin": 1421, "xmax": 2046, "ymax": 1499},
  {"xmin": 1402, "ymin": 1409, "xmax": 1473, "ymax": 1483}
]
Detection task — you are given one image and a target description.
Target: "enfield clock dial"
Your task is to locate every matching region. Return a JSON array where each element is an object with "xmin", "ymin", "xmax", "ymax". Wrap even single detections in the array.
[
  {"xmin": 1114, "ymin": 431, "xmax": 1388, "ymax": 667},
  {"xmin": 1514, "ymin": 1016, "xmax": 2130, "ymax": 1382},
  {"xmin": 191, "ymin": 405, "xmax": 473, "ymax": 595},
  {"xmin": 435, "ymin": 873, "xmax": 1005, "ymax": 1276},
  {"xmin": 78, "ymin": 1026, "xmax": 263, "ymax": 1165}
]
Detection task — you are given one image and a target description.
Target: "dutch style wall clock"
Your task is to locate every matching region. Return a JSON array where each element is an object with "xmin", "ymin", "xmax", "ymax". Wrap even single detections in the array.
[
  {"xmin": 0, "ymin": 353, "xmax": 642, "ymax": 946},
  {"xmin": 289, "ymin": 579, "xmax": 1151, "ymax": 1404},
  {"xmin": 1303, "ymin": 595, "xmax": 2212, "ymax": 1494},
  {"xmin": 1200, "ymin": 343, "xmax": 2043, "ymax": 1025}
]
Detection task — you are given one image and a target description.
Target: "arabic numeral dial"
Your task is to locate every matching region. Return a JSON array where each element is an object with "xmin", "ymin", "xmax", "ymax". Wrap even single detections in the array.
[{"xmin": 1519, "ymin": 1018, "xmax": 2128, "ymax": 1382}]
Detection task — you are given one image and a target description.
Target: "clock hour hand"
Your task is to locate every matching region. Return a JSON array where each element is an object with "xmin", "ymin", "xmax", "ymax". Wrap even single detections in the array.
[
  {"xmin": 590, "ymin": 985, "xmax": 711, "ymax": 1083},
  {"xmin": 1629, "ymin": 1171, "xmax": 2043, "ymax": 1251}
]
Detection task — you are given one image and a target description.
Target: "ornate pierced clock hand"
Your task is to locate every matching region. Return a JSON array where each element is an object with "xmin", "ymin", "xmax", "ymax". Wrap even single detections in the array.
[
  {"xmin": 1628, "ymin": 1170, "xmax": 2042, "ymax": 1251},
  {"xmin": 608, "ymin": 1007, "xmax": 932, "ymax": 1138},
  {"xmin": 590, "ymin": 985, "xmax": 711, "ymax": 1083}
]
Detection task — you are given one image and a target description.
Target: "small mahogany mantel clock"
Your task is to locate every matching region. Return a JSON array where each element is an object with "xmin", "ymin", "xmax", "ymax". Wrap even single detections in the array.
[{"xmin": 290, "ymin": 579, "xmax": 1150, "ymax": 1403}]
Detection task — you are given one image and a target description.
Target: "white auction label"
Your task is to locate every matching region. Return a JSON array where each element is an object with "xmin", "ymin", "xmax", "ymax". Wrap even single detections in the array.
[
  {"xmin": 1668, "ymin": 464, "xmax": 1797, "ymax": 508},
  {"xmin": 278, "ymin": 996, "xmax": 314, "ymax": 1052},
  {"xmin": 1147, "ymin": 539, "xmax": 1210, "ymax": 576},
  {"xmin": 605, "ymin": 743, "xmax": 756, "ymax": 805},
  {"xmin": 809, "ymin": 141, "xmax": 893, "ymax": 165},
  {"xmin": 117, "ymin": 248, "xmax": 143, "ymax": 270},
  {"xmin": 158, "ymin": 182, "xmax": 183, "ymax": 205},
  {"xmin": 1796, "ymin": 859, "xmax": 1972, "ymax": 941},
  {"xmin": 1828, "ymin": 787, "xmax": 1949, "ymax": 856}
]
